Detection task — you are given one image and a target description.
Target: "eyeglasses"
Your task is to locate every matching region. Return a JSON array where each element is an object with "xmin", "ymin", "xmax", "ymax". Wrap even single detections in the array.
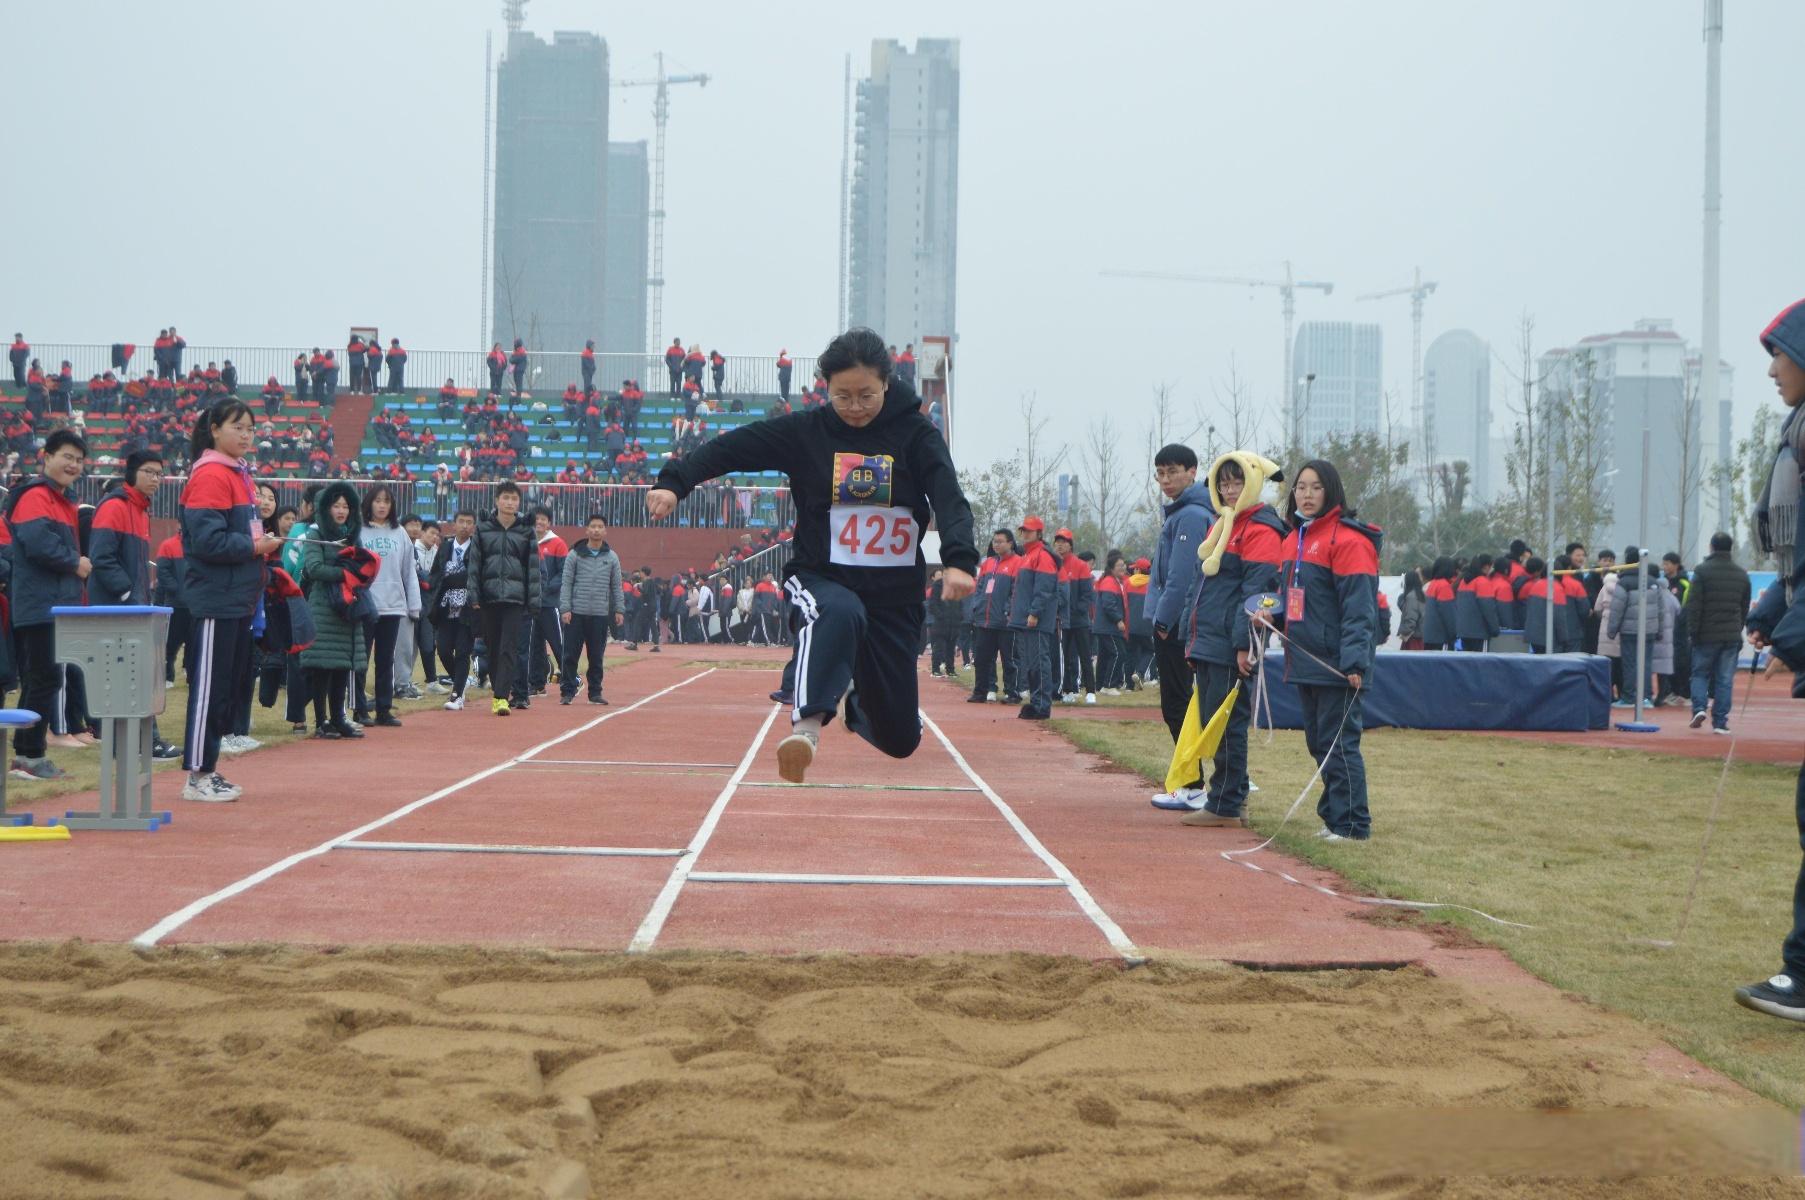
[
  {"xmin": 1292, "ymin": 481, "xmax": 1325, "ymax": 494},
  {"xmin": 830, "ymin": 392, "xmax": 883, "ymax": 410}
]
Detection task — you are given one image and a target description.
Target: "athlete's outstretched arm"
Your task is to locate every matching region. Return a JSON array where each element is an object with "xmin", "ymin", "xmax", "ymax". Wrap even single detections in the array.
[
  {"xmin": 911, "ymin": 423, "xmax": 980, "ymax": 579},
  {"xmin": 649, "ymin": 415, "xmax": 801, "ymax": 513}
]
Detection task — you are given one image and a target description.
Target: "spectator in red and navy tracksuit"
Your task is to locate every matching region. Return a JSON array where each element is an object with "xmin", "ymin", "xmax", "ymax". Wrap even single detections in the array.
[
  {"xmin": 1054, "ymin": 531, "xmax": 1095, "ymax": 702},
  {"xmin": 3, "ymin": 430, "xmax": 92, "ymax": 782},
  {"xmin": 1270, "ymin": 458, "xmax": 1380, "ymax": 842},
  {"xmin": 347, "ymin": 336, "xmax": 368, "ymax": 393},
  {"xmin": 776, "ymin": 350, "xmax": 793, "ymax": 402},
  {"xmin": 179, "ymin": 399, "xmax": 285, "ymax": 803},
  {"xmin": 1011, "ymin": 517, "xmax": 1063, "ymax": 718},
  {"xmin": 155, "ymin": 532, "xmax": 188, "ymax": 682},
  {"xmin": 664, "ymin": 338, "xmax": 685, "ymax": 397},
  {"xmin": 1454, "ymin": 557, "xmax": 1498, "ymax": 651},
  {"xmin": 967, "ymin": 530, "xmax": 1019, "ymax": 702},
  {"xmin": 1421, "ymin": 556, "xmax": 1457, "ymax": 649},
  {"xmin": 1092, "ymin": 556, "xmax": 1128, "ymax": 690},
  {"xmin": 91, "ymin": 451, "xmax": 179, "ymax": 758},
  {"xmin": 385, "ymin": 339, "xmax": 407, "ymax": 393},
  {"xmin": 8, "ymin": 333, "xmax": 27, "ymax": 387},
  {"xmin": 509, "ymin": 339, "xmax": 529, "ymax": 398},
  {"xmin": 580, "ymin": 339, "xmax": 596, "ymax": 392},
  {"xmin": 1557, "ymin": 554, "xmax": 1591, "ymax": 653},
  {"xmin": 1516, "ymin": 557, "xmax": 1565, "ymax": 653},
  {"xmin": 709, "ymin": 350, "xmax": 726, "ymax": 397},
  {"xmin": 1179, "ymin": 453, "xmax": 1286, "ymax": 823},
  {"xmin": 487, "ymin": 343, "xmax": 507, "ymax": 394}
]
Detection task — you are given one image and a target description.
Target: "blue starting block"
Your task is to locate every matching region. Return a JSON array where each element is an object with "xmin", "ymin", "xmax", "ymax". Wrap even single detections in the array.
[{"xmin": 0, "ymin": 708, "xmax": 42, "ymax": 824}]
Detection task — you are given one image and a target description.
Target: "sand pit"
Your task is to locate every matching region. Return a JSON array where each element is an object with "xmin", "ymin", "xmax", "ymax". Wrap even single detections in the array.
[{"xmin": 0, "ymin": 942, "xmax": 1792, "ymax": 1199}]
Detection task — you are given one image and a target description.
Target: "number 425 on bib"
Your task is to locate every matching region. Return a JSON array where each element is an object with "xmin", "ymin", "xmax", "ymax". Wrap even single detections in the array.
[{"xmin": 831, "ymin": 505, "xmax": 917, "ymax": 566}]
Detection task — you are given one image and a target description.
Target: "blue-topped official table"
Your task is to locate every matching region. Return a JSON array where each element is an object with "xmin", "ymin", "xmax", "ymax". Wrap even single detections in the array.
[{"xmin": 1259, "ymin": 651, "xmax": 1611, "ymax": 732}]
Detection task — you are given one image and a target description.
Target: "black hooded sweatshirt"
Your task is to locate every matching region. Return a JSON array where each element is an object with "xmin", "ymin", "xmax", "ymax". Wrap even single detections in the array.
[{"xmin": 655, "ymin": 378, "xmax": 978, "ymax": 607}]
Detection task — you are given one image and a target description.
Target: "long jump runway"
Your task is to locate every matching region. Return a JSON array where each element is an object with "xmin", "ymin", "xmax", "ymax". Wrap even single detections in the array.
[{"xmin": 0, "ymin": 646, "xmax": 1446, "ymax": 969}]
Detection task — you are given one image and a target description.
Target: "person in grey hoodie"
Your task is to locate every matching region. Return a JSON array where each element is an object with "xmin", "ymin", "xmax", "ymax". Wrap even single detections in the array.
[
  {"xmin": 1606, "ymin": 546, "xmax": 1668, "ymax": 709},
  {"xmin": 356, "ymin": 484, "xmax": 421, "ymax": 727},
  {"xmin": 1143, "ymin": 443, "xmax": 1216, "ymax": 802},
  {"xmin": 558, "ymin": 513, "xmax": 624, "ymax": 704}
]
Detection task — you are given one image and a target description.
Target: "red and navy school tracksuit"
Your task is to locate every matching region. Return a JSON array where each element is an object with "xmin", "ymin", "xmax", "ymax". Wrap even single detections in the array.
[
  {"xmin": 89, "ymin": 485, "xmax": 152, "ymax": 605},
  {"xmin": 1454, "ymin": 575, "xmax": 1499, "ymax": 650},
  {"xmin": 1422, "ymin": 577, "xmax": 1456, "ymax": 649},
  {"xmin": 3, "ymin": 478, "xmax": 84, "ymax": 760},
  {"xmin": 969, "ymin": 551, "xmax": 1019, "ymax": 700},
  {"xmin": 1184, "ymin": 503, "xmax": 1285, "ymax": 815},
  {"xmin": 1518, "ymin": 575, "xmax": 1568, "ymax": 652},
  {"xmin": 1277, "ymin": 507, "xmax": 1381, "ymax": 839},
  {"xmin": 1558, "ymin": 573, "xmax": 1590, "ymax": 652},
  {"xmin": 1060, "ymin": 552, "xmax": 1096, "ymax": 697},
  {"xmin": 653, "ymin": 379, "xmax": 980, "ymax": 759},
  {"xmin": 1091, "ymin": 573, "xmax": 1127, "ymax": 688},
  {"xmin": 1010, "ymin": 538, "xmax": 1062, "ymax": 716},
  {"xmin": 179, "ymin": 451, "xmax": 267, "ymax": 774}
]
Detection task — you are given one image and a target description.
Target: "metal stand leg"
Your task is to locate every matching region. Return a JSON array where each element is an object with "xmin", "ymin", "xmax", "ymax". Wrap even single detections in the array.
[{"xmin": 57, "ymin": 716, "xmax": 164, "ymax": 831}]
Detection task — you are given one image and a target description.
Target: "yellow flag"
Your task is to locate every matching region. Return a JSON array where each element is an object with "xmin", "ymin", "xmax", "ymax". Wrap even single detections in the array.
[{"xmin": 1165, "ymin": 683, "xmax": 1241, "ymax": 794}]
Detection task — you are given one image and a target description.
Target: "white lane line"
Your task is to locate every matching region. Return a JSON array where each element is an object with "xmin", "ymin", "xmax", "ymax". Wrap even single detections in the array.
[
  {"xmin": 737, "ymin": 781, "xmax": 981, "ymax": 792},
  {"xmin": 336, "ymin": 841, "xmax": 687, "ymax": 858},
  {"xmin": 517, "ymin": 759, "xmax": 736, "ymax": 768},
  {"xmin": 920, "ymin": 710, "xmax": 1145, "ymax": 964},
  {"xmin": 131, "ymin": 669, "xmax": 718, "ymax": 947},
  {"xmin": 628, "ymin": 702, "xmax": 783, "ymax": 953},
  {"xmin": 689, "ymin": 871, "xmax": 1064, "ymax": 887}
]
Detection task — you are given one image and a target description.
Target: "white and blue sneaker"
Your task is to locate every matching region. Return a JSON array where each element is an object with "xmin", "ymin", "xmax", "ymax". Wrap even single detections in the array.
[{"xmin": 1150, "ymin": 787, "xmax": 1207, "ymax": 811}]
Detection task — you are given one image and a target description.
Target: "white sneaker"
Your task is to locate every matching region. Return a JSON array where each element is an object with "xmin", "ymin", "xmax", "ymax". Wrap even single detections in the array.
[
  {"xmin": 776, "ymin": 728, "xmax": 818, "ymax": 783},
  {"xmin": 182, "ymin": 772, "xmax": 242, "ymax": 803},
  {"xmin": 1085, "ymin": 693, "xmax": 1096, "ymax": 704},
  {"xmin": 1151, "ymin": 787, "xmax": 1208, "ymax": 811},
  {"xmin": 1247, "ymin": 781, "xmax": 1260, "ymax": 793},
  {"xmin": 222, "ymin": 735, "xmax": 261, "ymax": 754},
  {"xmin": 1100, "ymin": 688, "xmax": 1121, "ymax": 696},
  {"xmin": 443, "ymin": 694, "xmax": 465, "ymax": 711},
  {"xmin": 427, "ymin": 682, "xmax": 450, "ymax": 695},
  {"xmin": 1060, "ymin": 694, "xmax": 1076, "ymax": 705}
]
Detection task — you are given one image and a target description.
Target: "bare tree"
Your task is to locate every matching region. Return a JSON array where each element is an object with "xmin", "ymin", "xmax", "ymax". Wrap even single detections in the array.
[
  {"xmin": 1018, "ymin": 393, "xmax": 1067, "ymax": 520},
  {"xmin": 1495, "ymin": 313, "xmax": 1558, "ymax": 541},
  {"xmin": 1718, "ymin": 402, "xmax": 1783, "ymax": 567},
  {"xmin": 956, "ymin": 396, "xmax": 1069, "ymax": 541},
  {"xmin": 495, "ymin": 251, "xmax": 542, "ymax": 356},
  {"xmin": 1078, "ymin": 413, "xmax": 1134, "ymax": 553},
  {"xmin": 1209, "ymin": 354, "xmax": 1265, "ymax": 452},
  {"xmin": 1141, "ymin": 381, "xmax": 1201, "ymax": 524},
  {"xmin": 1549, "ymin": 348, "xmax": 1614, "ymax": 552}
]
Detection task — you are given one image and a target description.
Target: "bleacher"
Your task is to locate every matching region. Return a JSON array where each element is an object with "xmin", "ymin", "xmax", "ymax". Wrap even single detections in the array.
[
  {"xmin": 354, "ymin": 389, "xmax": 792, "ymax": 482},
  {"xmin": 0, "ymin": 387, "xmax": 330, "ymax": 471}
]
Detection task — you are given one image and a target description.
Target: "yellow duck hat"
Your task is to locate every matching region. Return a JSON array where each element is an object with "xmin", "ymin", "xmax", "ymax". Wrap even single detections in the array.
[{"xmin": 1196, "ymin": 451, "xmax": 1284, "ymax": 577}]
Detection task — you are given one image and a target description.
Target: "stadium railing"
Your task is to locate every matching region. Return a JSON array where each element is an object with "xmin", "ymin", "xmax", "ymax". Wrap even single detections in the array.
[
  {"xmin": 22, "ymin": 345, "xmax": 805, "ymax": 399},
  {"xmin": 62, "ymin": 476, "xmax": 794, "ymax": 531}
]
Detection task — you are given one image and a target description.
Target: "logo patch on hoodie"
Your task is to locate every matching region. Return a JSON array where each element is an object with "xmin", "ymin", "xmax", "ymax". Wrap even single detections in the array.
[{"xmin": 832, "ymin": 453, "xmax": 893, "ymax": 506}]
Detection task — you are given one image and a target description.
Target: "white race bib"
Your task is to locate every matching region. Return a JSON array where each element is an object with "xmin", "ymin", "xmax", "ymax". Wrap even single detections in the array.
[{"xmin": 830, "ymin": 506, "xmax": 917, "ymax": 566}]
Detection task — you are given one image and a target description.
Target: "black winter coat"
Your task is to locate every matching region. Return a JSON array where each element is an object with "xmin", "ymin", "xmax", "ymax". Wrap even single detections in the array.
[
  {"xmin": 466, "ymin": 510, "xmax": 540, "ymax": 609},
  {"xmin": 1687, "ymin": 551, "xmax": 1751, "ymax": 645}
]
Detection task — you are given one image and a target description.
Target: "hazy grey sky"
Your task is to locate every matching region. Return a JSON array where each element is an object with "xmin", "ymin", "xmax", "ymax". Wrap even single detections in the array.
[{"xmin": 7, "ymin": 1, "xmax": 1801, "ymax": 464}]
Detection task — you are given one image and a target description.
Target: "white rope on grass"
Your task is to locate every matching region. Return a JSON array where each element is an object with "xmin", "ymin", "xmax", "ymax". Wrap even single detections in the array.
[{"xmin": 1230, "ymin": 622, "xmax": 1534, "ymax": 931}]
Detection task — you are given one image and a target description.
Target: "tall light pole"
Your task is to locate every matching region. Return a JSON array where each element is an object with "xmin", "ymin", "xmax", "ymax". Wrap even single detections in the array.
[
  {"xmin": 480, "ymin": 30, "xmax": 493, "ymax": 347},
  {"xmin": 1702, "ymin": 0, "xmax": 1724, "ymax": 526},
  {"xmin": 837, "ymin": 53, "xmax": 852, "ymax": 331}
]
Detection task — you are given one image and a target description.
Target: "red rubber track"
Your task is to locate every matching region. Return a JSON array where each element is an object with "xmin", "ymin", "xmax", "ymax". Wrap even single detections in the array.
[{"xmin": 0, "ymin": 645, "xmax": 1543, "ymax": 973}]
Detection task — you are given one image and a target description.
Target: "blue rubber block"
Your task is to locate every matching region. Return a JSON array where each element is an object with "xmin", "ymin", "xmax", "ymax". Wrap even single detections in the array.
[
  {"xmin": 2, "ymin": 814, "xmax": 34, "ymax": 826},
  {"xmin": 1615, "ymin": 722, "xmax": 1662, "ymax": 733}
]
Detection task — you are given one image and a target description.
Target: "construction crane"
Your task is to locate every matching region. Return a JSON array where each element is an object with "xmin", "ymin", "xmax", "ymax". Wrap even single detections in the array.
[
  {"xmin": 1356, "ymin": 267, "xmax": 1438, "ymax": 450},
  {"xmin": 614, "ymin": 53, "xmax": 710, "ymax": 355},
  {"xmin": 1101, "ymin": 262, "xmax": 1333, "ymax": 446}
]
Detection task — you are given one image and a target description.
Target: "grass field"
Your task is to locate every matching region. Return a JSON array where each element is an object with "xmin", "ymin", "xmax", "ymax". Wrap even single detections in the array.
[{"xmin": 1053, "ymin": 716, "xmax": 1805, "ymax": 1106}]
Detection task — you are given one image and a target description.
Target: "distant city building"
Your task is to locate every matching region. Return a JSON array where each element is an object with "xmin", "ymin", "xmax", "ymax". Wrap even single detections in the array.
[
  {"xmin": 1422, "ymin": 329, "xmax": 1493, "ymax": 502},
  {"xmin": 492, "ymin": 30, "xmax": 610, "ymax": 355},
  {"xmin": 603, "ymin": 141, "xmax": 649, "ymax": 356},
  {"xmin": 1684, "ymin": 351, "xmax": 1735, "ymax": 548},
  {"xmin": 1537, "ymin": 318, "xmax": 1719, "ymax": 560},
  {"xmin": 1292, "ymin": 321, "xmax": 1383, "ymax": 448},
  {"xmin": 848, "ymin": 38, "xmax": 959, "ymax": 348}
]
